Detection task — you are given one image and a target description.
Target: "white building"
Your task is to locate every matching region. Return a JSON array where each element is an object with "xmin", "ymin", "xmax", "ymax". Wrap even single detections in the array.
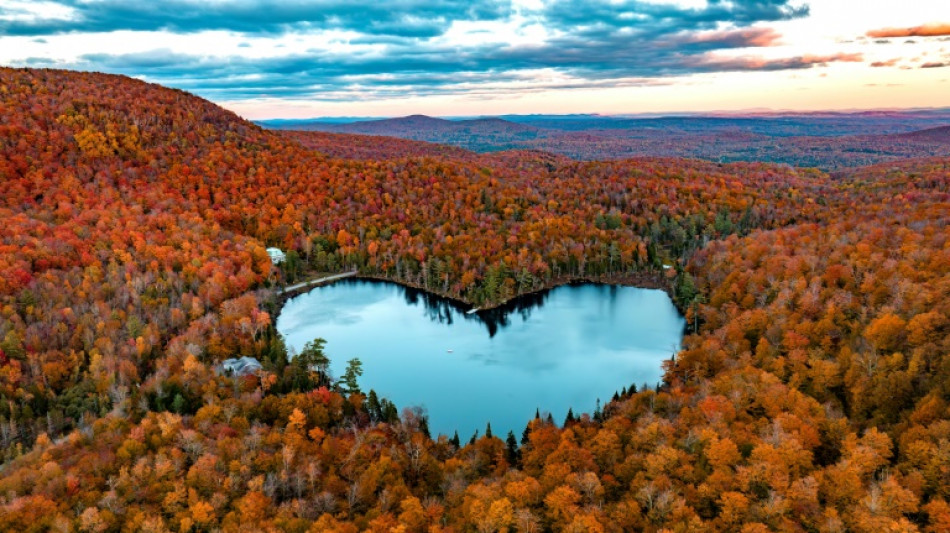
[
  {"xmin": 220, "ymin": 356, "xmax": 263, "ymax": 376},
  {"xmin": 266, "ymin": 247, "xmax": 286, "ymax": 265}
]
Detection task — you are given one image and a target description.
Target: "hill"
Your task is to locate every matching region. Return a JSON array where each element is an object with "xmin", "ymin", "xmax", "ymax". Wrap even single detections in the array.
[
  {"xmin": 526, "ymin": 127, "xmax": 950, "ymax": 169},
  {"xmin": 280, "ymin": 130, "xmax": 575, "ymax": 172},
  {"xmin": 1, "ymin": 67, "xmax": 949, "ymax": 531},
  {"xmin": 896, "ymin": 125, "xmax": 950, "ymax": 143},
  {"xmin": 280, "ymin": 114, "xmax": 543, "ymax": 151},
  {"xmin": 270, "ymin": 114, "xmax": 950, "ymax": 169}
]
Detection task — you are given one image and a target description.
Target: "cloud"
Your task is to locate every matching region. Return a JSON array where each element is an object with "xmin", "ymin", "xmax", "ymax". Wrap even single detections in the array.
[
  {"xmin": 684, "ymin": 28, "xmax": 784, "ymax": 48},
  {"xmin": 41, "ymin": 41, "xmax": 860, "ymax": 103},
  {"xmin": 921, "ymin": 62, "xmax": 948, "ymax": 69},
  {"xmin": 870, "ymin": 58, "xmax": 899, "ymax": 67},
  {"xmin": 2, "ymin": 0, "xmax": 826, "ymax": 103},
  {"xmin": 0, "ymin": 0, "xmax": 511, "ymax": 38},
  {"xmin": 540, "ymin": 0, "xmax": 808, "ymax": 35},
  {"xmin": 686, "ymin": 52, "xmax": 863, "ymax": 72},
  {"xmin": 0, "ymin": 0, "xmax": 809, "ymax": 41},
  {"xmin": 867, "ymin": 23, "xmax": 950, "ymax": 39}
]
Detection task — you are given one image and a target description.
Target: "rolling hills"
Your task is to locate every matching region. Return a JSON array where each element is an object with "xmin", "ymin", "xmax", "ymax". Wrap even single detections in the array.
[
  {"xmin": 286, "ymin": 114, "xmax": 543, "ymax": 151},
  {"xmin": 897, "ymin": 125, "xmax": 950, "ymax": 143},
  {"xmin": 269, "ymin": 112, "xmax": 950, "ymax": 169},
  {"xmin": 1, "ymin": 67, "xmax": 949, "ymax": 531}
]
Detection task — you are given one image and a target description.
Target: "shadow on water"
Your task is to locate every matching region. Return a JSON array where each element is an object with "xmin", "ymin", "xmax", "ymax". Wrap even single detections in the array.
[
  {"xmin": 318, "ymin": 279, "xmax": 628, "ymax": 337},
  {"xmin": 401, "ymin": 283, "xmax": 553, "ymax": 337},
  {"xmin": 399, "ymin": 280, "xmax": 627, "ymax": 337}
]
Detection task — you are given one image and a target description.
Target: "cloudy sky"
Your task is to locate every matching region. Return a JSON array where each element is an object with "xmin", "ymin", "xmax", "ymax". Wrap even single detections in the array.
[{"xmin": 1, "ymin": 0, "xmax": 949, "ymax": 118}]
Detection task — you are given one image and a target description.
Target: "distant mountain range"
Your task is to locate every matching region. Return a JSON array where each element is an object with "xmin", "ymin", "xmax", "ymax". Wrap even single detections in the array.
[
  {"xmin": 322, "ymin": 114, "xmax": 539, "ymax": 137},
  {"xmin": 264, "ymin": 112, "xmax": 950, "ymax": 169},
  {"xmin": 266, "ymin": 114, "xmax": 543, "ymax": 152},
  {"xmin": 259, "ymin": 108, "xmax": 950, "ymax": 133}
]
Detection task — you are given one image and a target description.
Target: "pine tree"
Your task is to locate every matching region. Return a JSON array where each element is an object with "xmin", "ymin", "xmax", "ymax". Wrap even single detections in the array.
[
  {"xmin": 419, "ymin": 416, "xmax": 431, "ymax": 440},
  {"xmin": 172, "ymin": 393, "xmax": 185, "ymax": 414},
  {"xmin": 367, "ymin": 390, "xmax": 382, "ymax": 422},
  {"xmin": 505, "ymin": 431, "xmax": 520, "ymax": 465},
  {"xmin": 339, "ymin": 357, "xmax": 363, "ymax": 395},
  {"xmin": 383, "ymin": 400, "xmax": 399, "ymax": 424},
  {"xmin": 564, "ymin": 408, "xmax": 576, "ymax": 426}
]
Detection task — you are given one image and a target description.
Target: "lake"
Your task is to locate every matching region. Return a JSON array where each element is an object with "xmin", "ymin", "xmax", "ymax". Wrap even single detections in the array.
[{"xmin": 276, "ymin": 279, "xmax": 685, "ymax": 440}]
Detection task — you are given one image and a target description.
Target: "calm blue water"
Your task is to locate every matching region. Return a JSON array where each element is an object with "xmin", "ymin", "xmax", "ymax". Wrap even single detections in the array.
[{"xmin": 277, "ymin": 279, "xmax": 685, "ymax": 440}]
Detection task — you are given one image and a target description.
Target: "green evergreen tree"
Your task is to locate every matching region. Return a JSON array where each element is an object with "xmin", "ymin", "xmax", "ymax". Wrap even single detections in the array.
[
  {"xmin": 564, "ymin": 408, "xmax": 576, "ymax": 426},
  {"xmin": 675, "ymin": 271, "xmax": 698, "ymax": 305},
  {"xmin": 382, "ymin": 400, "xmax": 399, "ymax": 423},
  {"xmin": 339, "ymin": 357, "xmax": 363, "ymax": 395},
  {"xmin": 172, "ymin": 393, "xmax": 185, "ymax": 415},
  {"xmin": 505, "ymin": 431, "xmax": 520, "ymax": 465},
  {"xmin": 296, "ymin": 338, "xmax": 330, "ymax": 388},
  {"xmin": 367, "ymin": 389, "xmax": 382, "ymax": 422},
  {"xmin": 419, "ymin": 416, "xmax": 431, "ymax": 439}
]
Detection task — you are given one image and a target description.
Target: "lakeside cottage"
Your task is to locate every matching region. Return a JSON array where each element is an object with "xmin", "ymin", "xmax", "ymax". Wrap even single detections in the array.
[
  {"xmin": 220, "ymin": 356, "xmax": 263, "ymax": 376},
  {"xmin": 266, "ymin": 247, "xmax": 286, "ymax": 265}
]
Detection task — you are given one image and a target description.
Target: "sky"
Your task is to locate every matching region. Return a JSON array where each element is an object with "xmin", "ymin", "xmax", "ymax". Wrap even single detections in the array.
[{"xmin": 1, "ymin": 0, "xmax": 949, "ymax": 119}]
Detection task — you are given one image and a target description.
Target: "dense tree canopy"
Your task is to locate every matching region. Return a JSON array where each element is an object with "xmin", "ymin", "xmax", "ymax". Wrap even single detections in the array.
[{"xmin": 0, "ymin": 67, "xmax": 948, "ymax": 531}]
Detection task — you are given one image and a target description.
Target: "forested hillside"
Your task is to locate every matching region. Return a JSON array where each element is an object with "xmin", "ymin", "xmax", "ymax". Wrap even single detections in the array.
[
  {"xmin": 1, "ymin": 68, "xmax": 948, "ymax": 531},
  {"xmin": 275, "ymin": 114, "xmax": 950, "ymax": 169}
]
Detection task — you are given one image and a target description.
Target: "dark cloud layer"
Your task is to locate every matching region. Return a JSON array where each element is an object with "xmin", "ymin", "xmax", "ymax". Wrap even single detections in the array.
[
  {"xmin": 541, "ymin": 0, "xmax": 807, "ymax": 35},
  {"xmin": 0, "ymin": 0, "xmax": 510, "ymax": 38},
  {"xmin": 2, "ymin": 0, "xmax": 840, "ymax": 102}
]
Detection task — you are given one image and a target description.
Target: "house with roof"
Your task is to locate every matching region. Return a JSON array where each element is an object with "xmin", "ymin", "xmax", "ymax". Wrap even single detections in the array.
[
  {"xmin": 220, "ymin": 356, "xmax": 263, "ymax": 376},
  {"xmin": 266, "ymin": 247, "xmax": 286, "ymax": 265}
]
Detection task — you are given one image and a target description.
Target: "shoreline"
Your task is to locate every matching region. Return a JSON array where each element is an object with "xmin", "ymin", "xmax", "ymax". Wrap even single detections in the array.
[{"xmin": 271, "ymin": 268, "xmax": 678, "ymax": 322}]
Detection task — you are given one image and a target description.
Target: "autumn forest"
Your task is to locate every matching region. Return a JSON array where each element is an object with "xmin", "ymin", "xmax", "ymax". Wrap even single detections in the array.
[{"xmin": 1, "ymin": 67, "xmax": 949, "ymax": 532}]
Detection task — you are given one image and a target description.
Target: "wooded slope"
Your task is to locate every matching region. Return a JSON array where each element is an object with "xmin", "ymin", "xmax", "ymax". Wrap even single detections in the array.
[{"xmin": 0, "ymin": 68, "xmax": 948, "ymax": 532}]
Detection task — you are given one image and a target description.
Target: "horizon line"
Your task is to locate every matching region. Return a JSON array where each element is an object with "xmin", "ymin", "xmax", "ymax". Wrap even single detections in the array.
[{"xmin": 251, "ymin": 106, "xmax": 950, "ymax": 122}]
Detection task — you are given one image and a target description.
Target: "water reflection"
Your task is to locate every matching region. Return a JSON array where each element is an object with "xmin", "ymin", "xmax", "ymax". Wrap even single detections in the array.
[
  {"xmin": 400, "ymin": 281, "xmax": 615, "ymax": 337},
  {"xmin": 474, "ymin": 289, "xmax": 550, "ymax": 336}
]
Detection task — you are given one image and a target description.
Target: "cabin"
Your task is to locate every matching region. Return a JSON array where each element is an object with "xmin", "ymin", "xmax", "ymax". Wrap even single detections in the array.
[
  {"xmin": 220, "ymin": 356, "xmax": 263, "ymax": 376},
  {"xmin": 266, "ymin": 247, "xmax": 286, "ymax": 265}
]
